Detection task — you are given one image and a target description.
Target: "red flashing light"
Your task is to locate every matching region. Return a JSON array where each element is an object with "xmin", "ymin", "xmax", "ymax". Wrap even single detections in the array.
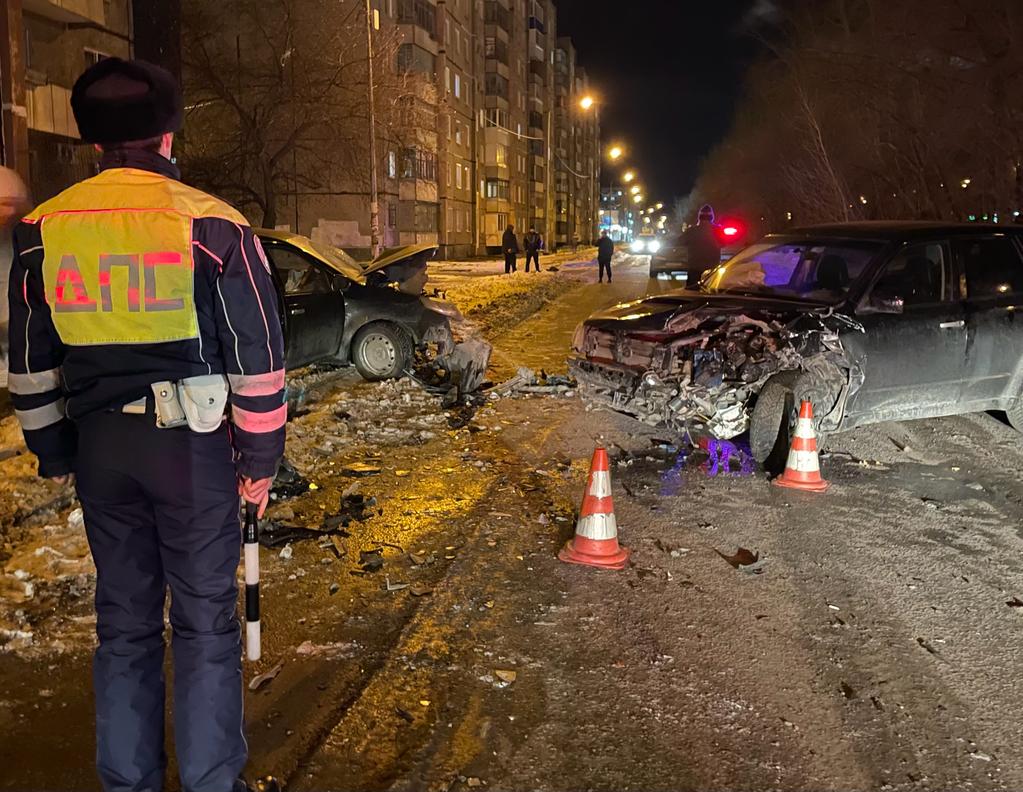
[{"xmin": 715, "ymin": 217, "xmax": 747, "ymax": 245}]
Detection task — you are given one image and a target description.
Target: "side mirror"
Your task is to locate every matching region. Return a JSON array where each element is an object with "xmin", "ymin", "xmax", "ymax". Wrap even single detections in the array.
[{"xmin": 860, "ymin": 291, "xmax": 904, "ymax": 315}]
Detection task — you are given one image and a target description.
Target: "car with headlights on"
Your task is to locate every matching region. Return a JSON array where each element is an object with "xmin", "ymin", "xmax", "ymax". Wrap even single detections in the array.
[{"xmin": 630, "ymin": 233, "xmax": 663, "ymax": 256}]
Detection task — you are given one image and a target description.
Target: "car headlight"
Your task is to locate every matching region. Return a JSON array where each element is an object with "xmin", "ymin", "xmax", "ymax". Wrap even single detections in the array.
[
  {"xmin": 631, "ymin": 241, "xmax": 645, "ymax": 253},
  {"xmin": 647, "ymin": 240, "xmax": 661, "ymax": 253}
]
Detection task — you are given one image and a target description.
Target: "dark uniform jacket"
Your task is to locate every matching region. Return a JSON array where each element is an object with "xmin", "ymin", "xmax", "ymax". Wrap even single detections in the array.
[
  {"xmin": 502, "ymin": 229, "xmax": 519, "ymax": 254},
  {"xmin": 597, "ymin": 236, "xmax": 614, "ymax": 263},
  {"xmin": 682, "ymin": 222, "xmax": 722, "ymax": 281},
  {"xmin": 7, "ymin": 150, "xmax": 286, "ymax": 479},
  {"xmin": 523, "ymin": 232, "xmax": 543, "ymax": 253}
]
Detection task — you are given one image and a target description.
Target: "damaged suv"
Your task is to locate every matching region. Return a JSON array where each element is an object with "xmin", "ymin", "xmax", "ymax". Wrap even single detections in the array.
[{"xmin": 571, "ymin": 223, "xmax": 1023, "ymax": 468}]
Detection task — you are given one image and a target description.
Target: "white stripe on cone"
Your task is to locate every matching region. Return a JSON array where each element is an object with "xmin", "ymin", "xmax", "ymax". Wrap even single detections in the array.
[
  {"xmin": 588, "ymin": 470, "xmax": 611, "ymax": 498},
  {"xmin": 575, "ymin": 512, "xmax": 619, "ymax": 541},
  {"xmin": 794, "ymin": 417, "xmax": 816, "ymax": 440},
  {"xmin": 785, "ymin": 447, "xmax": 821, "ymax": 473}
]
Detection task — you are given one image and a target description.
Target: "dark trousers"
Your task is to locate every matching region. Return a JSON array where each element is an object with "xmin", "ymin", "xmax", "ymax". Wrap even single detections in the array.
[
  {"xmin": 76, "ymin": 410, "xmax": 246, "ymax": 792},
  {"xmin": 598, "ymin": 259, "xmax": 612, "ymax": 282},
  {"xmin": 504, "ymin": 253, "xmax": 517, "ymax": 273},
  {"xmin": 525, "ymin": 251, "xmax": 541, "ymax": 272}
]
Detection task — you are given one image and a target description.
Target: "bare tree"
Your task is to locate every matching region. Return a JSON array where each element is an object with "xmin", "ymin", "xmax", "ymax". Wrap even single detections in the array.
[{"xmin": 179, "ymin": 0, "xmax": 435, "ymax": 228}]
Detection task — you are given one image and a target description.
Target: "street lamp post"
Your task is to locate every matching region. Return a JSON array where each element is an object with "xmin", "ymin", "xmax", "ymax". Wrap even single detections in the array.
[{"xmin": 364, "ymin": 0, "xmax": 381, "ymax": 258}]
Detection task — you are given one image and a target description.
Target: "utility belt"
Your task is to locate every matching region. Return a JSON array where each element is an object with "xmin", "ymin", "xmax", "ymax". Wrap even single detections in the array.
[{"xmin": 121, "ymin": 375, "xmax": 229, "ymax": 433}]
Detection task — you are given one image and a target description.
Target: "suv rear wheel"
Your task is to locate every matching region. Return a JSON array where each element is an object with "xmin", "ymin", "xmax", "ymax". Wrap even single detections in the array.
[{"xmin": 351, "ymin": 322, "xmax": 413, "ymax": 381}]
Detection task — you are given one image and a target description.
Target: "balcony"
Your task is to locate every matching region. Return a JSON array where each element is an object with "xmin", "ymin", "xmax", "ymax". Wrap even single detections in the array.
[
  {"xmin": 484, "ymin": 36, "xmax": 509, "ymax": 65},
  {"xmin": 485, "ymin": 72, "xmax": 509, "ymax": 100},
  {"xmin": 26, "ymin": 84, "xmax": 79, "ymax": 138},
  {"xmin": 23, "ymin": 0, "xmax": 104, "ymax": 24},
  {"xmin": 528, "ymin": 29, "xmax": 545, "ymax": 63},
  {"xmin": 484, "ymin": 1, "xmax": 511, "ymax": 33},
  {"xmin": 398, "ymin": 0, "xmax": 437, "ymax": 36},
  {"xmin": 531, "ymin": 58, "xmax": 548, "ymax": 84}
]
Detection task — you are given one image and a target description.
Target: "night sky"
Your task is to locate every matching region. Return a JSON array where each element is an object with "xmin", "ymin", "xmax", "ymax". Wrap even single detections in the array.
[{"xmin": 553, "ymin": 0, "xmax": 771, "ymax": 205}]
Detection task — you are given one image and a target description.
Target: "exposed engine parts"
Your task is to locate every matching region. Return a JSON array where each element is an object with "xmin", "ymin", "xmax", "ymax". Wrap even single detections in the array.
[{"xmin": 570, "ymin": 308, "xmax": 860, "ymax": 439}]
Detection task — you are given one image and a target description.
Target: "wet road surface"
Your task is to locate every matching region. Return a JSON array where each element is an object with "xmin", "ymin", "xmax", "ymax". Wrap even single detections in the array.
[{"xmin": 4, "ymin": 254, "xmax": 1023, "ymax": 791}]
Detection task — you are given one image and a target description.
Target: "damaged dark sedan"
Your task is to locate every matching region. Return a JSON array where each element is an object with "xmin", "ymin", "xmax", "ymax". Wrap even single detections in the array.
[
  {"xmin": 571, "ymin": 222, "xmax": 1023, "ymax": 468},
  {"xmin": 257, "ymin": 230, "xmax": 485, "ymax": 384}
]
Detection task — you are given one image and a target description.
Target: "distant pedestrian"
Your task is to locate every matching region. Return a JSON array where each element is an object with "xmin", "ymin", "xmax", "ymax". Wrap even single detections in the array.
[
  {"xmin": 523, "ymin": 226, "xmax": 544, "ymax": 272},
  {"xmin": 502, "ymin": 224, "xmax": 519, "ymax": 274},
  {"xmin": 597, "ymin": 229, "xmax": 614, "ymax": 283},
  {"xmin": 682, "ymin": 203, "xmax": 722, "ymax": 285}
]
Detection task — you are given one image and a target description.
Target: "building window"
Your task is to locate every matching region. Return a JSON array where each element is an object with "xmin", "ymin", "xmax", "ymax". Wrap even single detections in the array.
[
  {"xmin": 496, "ymin": 212, "xmax": 509, "ymax": 229},
  {"xmin": 402, "ymin": 148, "xmax": 438, "ymax": 181},
  {"xmin": 485, "ymin": 72, "xmax": 509, "ymax": 99},
  {"xmin": 398, "ymin": 43, "xmax": 436, "ymax": 75},
  {"xmin": 485, "ymin": 108, "xmax": 508, "ymax": 129},
  {"xmin": 415, "ymin": 202, "xmax": 439, "ymax": 232},
  {"xmin": 455, "ymin": 162, "xmax": 463, "ymax": 189},
  {"xmin": 454, "ymin": 73, "xmax": 461, "ymax": 99},
  {"xmin": 398, "ymin": 0, "xmax": 437, "ymax": 33},
  {"xmin": 486, "ymin": 179, "xmax": 510, "ymax": 200},
  {"xmin": 494, "ymin": 144, "xmax": 507, "ymax": 165},
  {"xmin": 455, "ymin": 124, "xmax": 463, "ymax": 145},
  {"xmin": 84, "ymin": 48, "xmax": 110, "ymax": 71},
  {"xmin": 387, "ymin": 150, "xmax": 397, "ymax": 179},
  {"xmin": 388, "ymin": 202, "xmax": 398, "ymax": 227}
]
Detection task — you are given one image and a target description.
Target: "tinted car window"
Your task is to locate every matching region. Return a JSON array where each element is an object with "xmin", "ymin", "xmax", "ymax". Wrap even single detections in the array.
[
  {"xmin": 956, "ymin": 236, "xmax": 1023, "ymax": 299},
  {"xmin": 872, "ymin": 242, "xmax": 949, "ymax": 307},
  {"xmin": 266, "ymin": 246, "xmax": 331, "ymax": 295},
  {"xmin": 704, "ymin": 240, "xmax": 881, "ymax": 301}
]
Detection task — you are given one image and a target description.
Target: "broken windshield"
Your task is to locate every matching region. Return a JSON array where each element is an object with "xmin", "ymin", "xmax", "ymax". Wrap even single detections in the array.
[{"xmin": 701, "ymin": 239, "xmax": 883, "ymax": 302}]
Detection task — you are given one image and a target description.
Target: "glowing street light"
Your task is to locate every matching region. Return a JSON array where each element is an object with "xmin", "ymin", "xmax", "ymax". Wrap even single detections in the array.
[
  {"xmin": 579, "ymin": 95, "xmax": 595, "ymax": 111},
  {"xmin": 633, "ymin": 194, "xmax": 644, "ymax": 204},
  {"xmin": 629, "ymin": 185, "xmax": 641, "ymax": 195},
  {"xmin": 608, "ymin": 145, "xmax": 624, "ymax": 160},
  {"xmin": 623, "ymin": 171, "xmax": 635, "ymax": 183},
  {"xmin": 655, "ymin": 202, "xmax": 663, "ymax": 210}
]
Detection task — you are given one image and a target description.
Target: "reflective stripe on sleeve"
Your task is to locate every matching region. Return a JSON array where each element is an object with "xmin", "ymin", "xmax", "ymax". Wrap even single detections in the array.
[
  {"xmin": 15, "ymin": 398, "xmax": 67, "ymax": 431},
  {"xmin": 8, "ymin": 368, "xmax": 61, "ymax": 395},
  {"xmin": 232, "ymin": 403, "xmax": 287, "ymax": 434},
  {"xmin": 228, "ymin": 370, "xmax": 286, "ymax": 397}
]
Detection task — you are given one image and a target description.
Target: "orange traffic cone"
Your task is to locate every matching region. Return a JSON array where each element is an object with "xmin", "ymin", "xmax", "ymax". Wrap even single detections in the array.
[
  {"xmin": 773, "ymin": 400, "xmax": 829, "ymax": 492},
  {"xmin": 559, "ymin": 447, "xmax": 631, "ymax": 569}
]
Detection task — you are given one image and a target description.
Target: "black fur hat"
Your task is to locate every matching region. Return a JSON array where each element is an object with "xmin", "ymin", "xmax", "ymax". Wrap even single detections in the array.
[{"xmin": 71, "ymin": 58, "xmax": 183, "ymax": 145}]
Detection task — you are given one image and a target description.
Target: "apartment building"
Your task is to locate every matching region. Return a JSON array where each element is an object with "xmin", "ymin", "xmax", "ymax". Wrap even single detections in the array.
[
  {"xmin": 1, "ymin": 0, "xmax": 600, "ymax": 258},
  {"xmin": 1, "ymin": 0, "xmax": 132, "ymax": 201}
]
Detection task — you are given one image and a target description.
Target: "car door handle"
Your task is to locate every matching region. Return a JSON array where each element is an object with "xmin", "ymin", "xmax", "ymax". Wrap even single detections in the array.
[
  {"xmin": 289, "ymin": 308, "xmax": 306, "ymax": 316},
  {"xmin": 938, "ymin": 320, "xmax": 964, "ymax": 329}
]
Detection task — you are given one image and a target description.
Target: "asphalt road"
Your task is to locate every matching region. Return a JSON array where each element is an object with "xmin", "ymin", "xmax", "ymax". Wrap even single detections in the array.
[{"xmin": 3, "ymin": 255, "xmax": 1023, "ymax": 791}]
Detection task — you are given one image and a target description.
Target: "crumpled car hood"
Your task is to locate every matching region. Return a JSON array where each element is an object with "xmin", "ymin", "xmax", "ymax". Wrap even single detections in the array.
[
  {"xmin": 584, "ymin": 290, "xmax": 830, "ymax": 332},
  {"xmin": 571, "ymin": 288, "xmax": 858, "ymax": 441}
]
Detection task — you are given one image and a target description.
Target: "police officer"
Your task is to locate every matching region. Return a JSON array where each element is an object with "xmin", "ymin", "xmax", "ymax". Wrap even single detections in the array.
[
  {"xmin": 682, "ymin": 203, "xmax": 722, "ymax": 285},
  {"xmin": 7, "ymin": 59, "xmax": 285, "ymax": 792}
]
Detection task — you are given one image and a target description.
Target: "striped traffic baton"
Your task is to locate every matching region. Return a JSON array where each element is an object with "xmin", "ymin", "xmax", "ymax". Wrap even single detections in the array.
[{"xmin": 243, "ymin": 501, "xmax": 262, "ymax": 661}]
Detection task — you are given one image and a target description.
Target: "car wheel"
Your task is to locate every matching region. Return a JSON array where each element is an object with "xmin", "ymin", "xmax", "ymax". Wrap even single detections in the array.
[
  {"xmin": 351, "ymin": 322, "xmax": 413, "ymax": 381},
  {"xmin": 749, "ymin": 372, "xmax": 798, "ymax": 473}
]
